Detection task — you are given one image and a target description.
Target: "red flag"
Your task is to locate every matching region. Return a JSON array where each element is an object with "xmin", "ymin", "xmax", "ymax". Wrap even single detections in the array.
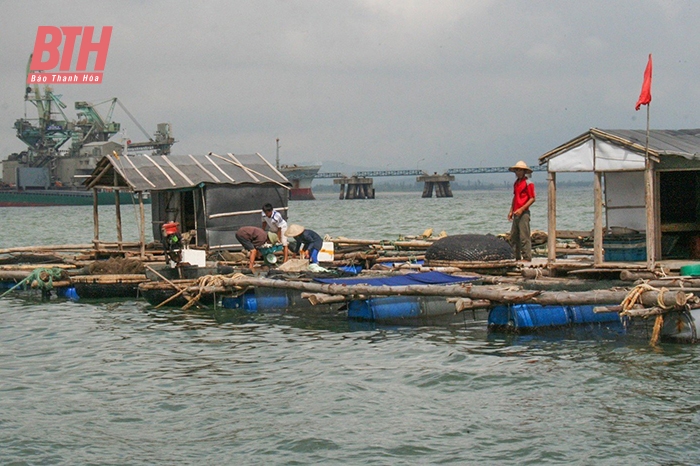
[{"xmin": 635, "ymin": 54, "xmax": 652, "ymax": 111}]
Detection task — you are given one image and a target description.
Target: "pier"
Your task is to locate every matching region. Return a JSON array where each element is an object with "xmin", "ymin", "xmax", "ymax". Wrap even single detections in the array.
[
  {"xmin": 316, "ymin": 165, "xmax": 545, "ymax": 199},
  {"xmin": 334, "ymin": 176, "xmax": 375, "ymax": 199},
  {"xmin": 417, "ymin": 173, "xmax": 455, "ymax": 198}
]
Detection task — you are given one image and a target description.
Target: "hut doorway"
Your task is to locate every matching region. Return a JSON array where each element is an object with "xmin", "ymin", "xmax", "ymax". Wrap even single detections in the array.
[{"xmin": 659, "ymin": 170, "xmax": 700, "ymax": 259}]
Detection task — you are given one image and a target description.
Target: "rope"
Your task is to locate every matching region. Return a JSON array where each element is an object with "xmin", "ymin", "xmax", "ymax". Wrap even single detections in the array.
[
  {"xmin": 182, "ymin": 273, "xmax": 246, "ymax": 310},
  {"xmin": 620, "ymin": 283, "xmax": 659, "ymax": 314},
  {"xmin": 619, "ymin": 282, "xmax": 696, "ymax": 346},
  {"xmin": 0, "ymin": 267, "xmax": 64, "ymax": 298}
]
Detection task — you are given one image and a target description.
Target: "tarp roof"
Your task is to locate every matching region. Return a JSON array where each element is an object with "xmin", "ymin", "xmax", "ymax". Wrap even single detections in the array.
[
  {"xmin": 85, "ymin": 152, "xmax": 290, "ymax": 192},
  {"xmin": 539, "ymin": 128, "xmax": 700, "ymax": 172}
]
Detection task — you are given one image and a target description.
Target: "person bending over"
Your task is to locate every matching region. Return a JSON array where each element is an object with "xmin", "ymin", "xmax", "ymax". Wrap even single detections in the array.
[
  {"xmin": 286, "ymin": 224, "xmax": 323, "ymax": 264},
  {"xmin": 235, "ymin": 226, "xmax": 277, "ymax": 269}
]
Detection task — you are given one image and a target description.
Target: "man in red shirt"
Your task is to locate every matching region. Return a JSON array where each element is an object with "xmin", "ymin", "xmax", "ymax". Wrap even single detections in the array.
[{"xmin": 507, "ymin": 161, "xmax": 536, "ymax": 261}]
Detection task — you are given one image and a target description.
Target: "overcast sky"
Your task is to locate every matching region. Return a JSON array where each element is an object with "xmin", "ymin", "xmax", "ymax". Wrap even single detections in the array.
[{"xmin": 1, "ymin": 0, "xmax": 699, "ymax": 173}]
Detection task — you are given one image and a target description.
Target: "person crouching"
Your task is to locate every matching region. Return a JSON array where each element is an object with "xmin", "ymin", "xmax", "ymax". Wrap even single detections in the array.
[
  {"xmin": 286, "ymin": 224, "xmax": 323, "ymax": 264},
  {"xmin": 235, "ymin": 226, "xmax": 278, "ymax": 269}
]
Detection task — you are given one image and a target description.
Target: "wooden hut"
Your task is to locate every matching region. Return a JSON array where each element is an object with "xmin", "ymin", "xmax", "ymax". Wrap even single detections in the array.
[
  {"xmin": 84, "ymin": 152, "xmax": 291, "ymax": 255},
  {"xmin": 539, "ymin": 128, "xmax": 700, "ymax": 270}
]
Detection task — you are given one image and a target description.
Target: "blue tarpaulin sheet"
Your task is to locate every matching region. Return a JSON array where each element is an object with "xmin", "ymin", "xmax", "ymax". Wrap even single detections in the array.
[{"xmin": 314, "ymin": 271, "xmax": 478, "ymax": 287}]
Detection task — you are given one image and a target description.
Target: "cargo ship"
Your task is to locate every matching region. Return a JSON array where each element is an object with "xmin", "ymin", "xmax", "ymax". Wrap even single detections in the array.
[
  {"xmin": 274, "ymin": 139, "xmax": 320, "ymax": 200},
  {"xmin": 279, "ymin": 164, "xmax": 321, "ymax": 200},
  {"xmin": 0, "ymin": 188, "xmax": 141, "ymax": 207},
  {"xmin": 0, "ymin": 57, "xmax": 173, "ymax": 207}
]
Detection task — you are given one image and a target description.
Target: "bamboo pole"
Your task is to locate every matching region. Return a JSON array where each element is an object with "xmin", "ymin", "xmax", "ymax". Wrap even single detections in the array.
[
  {"xmin": 392, "ymin": 240, "xmax": 433, "ymax": 248},
  {"xmin": 144, "ymin": 265, "xmax": 205, "ymax": 309},
  {"xmin": 0, "ymin": 264, "xmax": 77, "ymax": 271},
  {"xmin": 0, "ymin": 270, "xmax": 30, "ymax": 280},
  {"xmin": 424, "ymin": 259, "xmax": 517, "ymax": 269},
  {"xmin": 375, "ymin": 255, "xmax": 425, "ymax": 263},
  {"xmin": 71, "ymin": 274, "xmax": 148, "ymax": 284},
  {"xmin": 548, "ymin": 170, "xmax": 557, "ymax": 263},
  {"xmin": 332, "ymin": 237, "xmax": 383, "ymax": 246},
  {"xmin": 208, "ymin": 275, "xmax": 689, "ymax": 307},
  {"xmin": 301, "ymin": 292, "xmax": 348, "ymax": 305},
  {"xmin": 447, "ymin": 297, "xmax": 492, "ymax": 312},
  {"xmin": 0, "ymin": 244, "xmax": 94, "ymax": 254},
  {"xmin": 620, "ymin": 270, "xmax": 658, "ymax": 281}
]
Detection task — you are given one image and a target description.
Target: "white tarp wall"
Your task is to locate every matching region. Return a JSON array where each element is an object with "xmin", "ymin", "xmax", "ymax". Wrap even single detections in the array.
[
  {"xmin": 546, "ymin": 137, "xmax": 648, "ymax": 232},
  {"xmin": 604, "ymin": 171, "xmax": 646, "ymax": 232},
  {"xmin": 547, "ymin": 139, "xmax": 646, "ymax": 172},
  {"xmin": 547, "ymin": 140, "xmax": 594, "ymax": 172}
]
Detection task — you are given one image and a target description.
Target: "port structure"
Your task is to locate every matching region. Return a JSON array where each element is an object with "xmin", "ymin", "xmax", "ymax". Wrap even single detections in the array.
[{"xmin": 317, "ymin": 165, "xmax": 545, "ymax": 199}]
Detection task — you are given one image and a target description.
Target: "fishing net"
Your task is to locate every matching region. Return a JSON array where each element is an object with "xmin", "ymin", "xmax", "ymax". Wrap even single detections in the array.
[
  {"xmin": 87, "ymin": 257, "xmax": 145, "ymax": 275},
  {"xmin": 425, "ymin": 234, "xmax": 514, "ymax": 262}
]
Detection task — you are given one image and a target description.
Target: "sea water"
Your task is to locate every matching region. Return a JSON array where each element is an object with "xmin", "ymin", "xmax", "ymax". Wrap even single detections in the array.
[{"xmin": 1, "ymin": 188, "xmax": 699, "ymax": 465}]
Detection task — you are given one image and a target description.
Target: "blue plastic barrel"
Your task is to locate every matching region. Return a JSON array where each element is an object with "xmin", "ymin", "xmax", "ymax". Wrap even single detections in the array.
[
  {"xmin": 56, "ymin": 286, "xmax": 80, "ymax": 301},
  {"xmin": 489, "ymin": 304, "xmax": 619, "ymax": 329},
  {"xmin": 569, "ymin": 305, "xmax": 619, "ymax": 324},
  {"xmin": 222, "ymin": 291, "xmax": 289, "ymax": 312},
  {"xmin": 348, "ymin": 296, "xmax": 421, "ymax": 321}
]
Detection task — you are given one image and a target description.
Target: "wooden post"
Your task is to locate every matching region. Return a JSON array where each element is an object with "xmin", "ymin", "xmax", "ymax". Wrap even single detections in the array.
[
  {"xmin": 115, "ymin": 189, "xmax": 123, "ymax": 250},
  {"xmin": 593, "ymin": 171, "xmax": 604, "ymax": 265},
  {"xmin": 138, "ymin": 192, "xmax": 146, "ymax": 259},
  {"xmin": 642, "ymin": 103, "xmax": 656, "ymax": 269},
  {"xmin": 92, "ymin": 188, "xmax": 100, "ymax": 250},
  {"xmin": 654, "ymin": 169, "xmax": 661, "ymax": 260},
  {"xmin": 547, "ymin": 171, "xmax": 557, "ymax": 263}
]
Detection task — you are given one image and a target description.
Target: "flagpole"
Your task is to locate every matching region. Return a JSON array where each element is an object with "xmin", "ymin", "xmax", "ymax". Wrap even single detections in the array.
[{"xmin": 644, "ymin": 102, "xmax": 655, "ymax": 269}]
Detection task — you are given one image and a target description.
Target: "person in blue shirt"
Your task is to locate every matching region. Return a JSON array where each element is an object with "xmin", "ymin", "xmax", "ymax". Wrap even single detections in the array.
[{"xmin": 285, "ymin": 224, "xmax": 323, "ymax": 264}]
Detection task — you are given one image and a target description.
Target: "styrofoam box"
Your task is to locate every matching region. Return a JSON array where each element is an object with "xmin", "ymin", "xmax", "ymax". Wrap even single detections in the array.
[
  {"xmin": 318, "ymin": 241, "xmax": 334, "ymax": 262},
  {"xmin": 182, "ymin": 248, "xmax": 207, "ymax": 267}
]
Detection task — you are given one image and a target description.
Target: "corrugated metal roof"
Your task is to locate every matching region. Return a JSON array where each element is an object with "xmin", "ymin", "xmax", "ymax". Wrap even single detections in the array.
[
  {"xmin": 86, "ymin": 152, "xmax": 290, "ymax": 192},
  {"xmin": 539, "ymin": 128, "xmax": 700, "ymax": 164}
]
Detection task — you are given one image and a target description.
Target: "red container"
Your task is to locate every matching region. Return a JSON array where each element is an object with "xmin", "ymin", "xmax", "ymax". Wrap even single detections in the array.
[{"xmin": 162, "ymin": 222, "xmax": 180, "ymax": 235}]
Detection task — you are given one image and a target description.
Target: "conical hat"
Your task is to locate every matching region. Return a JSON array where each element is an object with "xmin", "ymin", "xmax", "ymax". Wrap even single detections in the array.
[
  {"xmin": 286, "ymin": 224, "xmax": 305, "ymax": 237},
  {"xmin": 509, "ymin": 160, "xmax": 532, "ymax": 173}
]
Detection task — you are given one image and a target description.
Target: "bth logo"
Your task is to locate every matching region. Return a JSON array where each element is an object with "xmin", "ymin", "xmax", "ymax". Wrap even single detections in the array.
[{"xmin": 28, "ymin": 26, "xmax": 112, "ymax": 85}]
